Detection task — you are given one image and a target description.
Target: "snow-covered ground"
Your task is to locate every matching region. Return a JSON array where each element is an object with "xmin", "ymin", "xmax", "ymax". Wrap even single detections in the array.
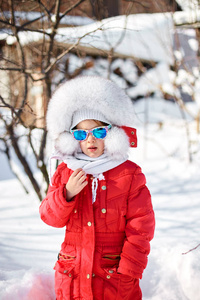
[
  {"xmin": 0, "ymin": 98, "xmax": 200, "ymax": 300},
  {"xmin": 1, "ymin": 3, "xmax": 200, "ymax": 298}
]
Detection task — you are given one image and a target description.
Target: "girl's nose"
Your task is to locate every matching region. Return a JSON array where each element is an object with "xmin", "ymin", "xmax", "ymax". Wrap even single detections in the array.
[{"xmin": 87, "ymin": 133, "xmax": 95, "ymax": 142}]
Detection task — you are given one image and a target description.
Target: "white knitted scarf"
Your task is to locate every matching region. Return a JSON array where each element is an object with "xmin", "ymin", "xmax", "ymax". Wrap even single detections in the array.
[
  {"xmin": 50, "ymin": 152, "xmax": 127, "ymax": 203},
  {"xmin": 64, "ymin": 153, "xmax": 127, "ymax": 203},
  {"xmin": 64, "ymin": 152, "xmax": 126, "ymax": 175}
]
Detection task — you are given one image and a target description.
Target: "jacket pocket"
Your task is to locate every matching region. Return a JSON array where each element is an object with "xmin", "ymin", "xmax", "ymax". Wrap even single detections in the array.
[
  {"xmin": 117, "ymin": 274, "xmax": 140, "ymax": 300},
  {"xmin": 101, "ymin": 268, "xmax": 135, "ymax": 300},
  {"xmin": 101, "ymin": 254, "xmax": 120, "ymax": 268},
  {"xmin": 54, "ymin": 246, "xmax": 78, "ymax": 274},
  {"xmin": 103, "ymin": 270, "xmax": 137, "ymax": 300},
  {"xmin": 54, "ymin": 251, "xmax": 78, "ymax": 300},
  {"xmin": 54, "ymin": 258, "xmax": 76, "ymax": 275}
]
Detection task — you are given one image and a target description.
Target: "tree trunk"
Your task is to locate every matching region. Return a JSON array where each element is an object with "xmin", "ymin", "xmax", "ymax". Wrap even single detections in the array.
[{"xmin": 7, "ymin": 124, "xmax": 43, "ymax": 201}]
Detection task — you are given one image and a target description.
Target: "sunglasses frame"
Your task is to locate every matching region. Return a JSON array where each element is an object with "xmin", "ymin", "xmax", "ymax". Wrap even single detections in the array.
[{"xmin": 70, "ymin": 125, "xmax": 112, "ymax": 141}]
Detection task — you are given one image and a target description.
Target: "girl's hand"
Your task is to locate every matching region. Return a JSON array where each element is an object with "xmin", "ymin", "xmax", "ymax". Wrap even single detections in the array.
[{"xmin": 65, "ymin": 168, "xmax": 88, "ymax": 201}]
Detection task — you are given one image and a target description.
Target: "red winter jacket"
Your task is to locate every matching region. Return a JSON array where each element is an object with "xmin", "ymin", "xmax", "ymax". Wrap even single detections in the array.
[{"xmin": 39, "ymin": 160, "xmax": 155, "ymax": 300}]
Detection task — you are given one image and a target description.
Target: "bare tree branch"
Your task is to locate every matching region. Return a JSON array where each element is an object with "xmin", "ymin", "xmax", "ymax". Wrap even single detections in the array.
[
  {"xmin": 0, "ymin": 67, "xmax": 22, "ymax": 71},
  {"xmin": 36, "ymin": 0, "xmax": 56, "ymax": 18},
  {"xmin": 6, "ymin": 123, "xmax": 43, "ymax": 201},
  {"xmin": 0, "ymin": 0, "xmax": 92, "ymax": 200},
  {"xmin": 20, "ymin": 14, "xmax": 46, "ymax": 30},
  {"xmin": 59, "ymin": 0, "xmax": 86, "ymax": 21},
  {"xmin": 182, "ymin": 243, "xmax": 200, "ymax": 255},
  {"xmin": 0, "ymin": 95, "xmax": 23, "ymax": 123},
  {"xmin": 45, "ymin": 26, "xmax": 104, "ymax": 74}
]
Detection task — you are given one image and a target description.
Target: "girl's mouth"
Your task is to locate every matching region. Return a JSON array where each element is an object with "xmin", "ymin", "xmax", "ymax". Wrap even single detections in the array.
[{"xmin": 88, "ymin": 146, "xmax": 97, "ymax": 152}]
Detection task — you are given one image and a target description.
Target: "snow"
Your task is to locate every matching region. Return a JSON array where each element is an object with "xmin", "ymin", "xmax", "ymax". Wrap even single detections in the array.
[
  {"xmin": 175, "ymin": 0, "xmax": 199, "ymax": 12},
  {"xmin": 1, "ymin": 98, "xmax": 200, "ymax": 299},
  {"xmin": 0, "ymin": 13, "xmax": 174, "ymax": 64},
  {"xmin": 127, "ymin": 62, "xmax": 172, "ymax": 98},
  {"xmin": 173, "ymin": 10, "xmax": 200, "ymax": 25},
  {"xmin": 0, "ymin": 11, "xmax": 93, "ymax": 26},
  {"xmin": 0, "ymin": 8, "xmax": 200, "ymax": 300},
  {"xmin": 0, "ymin": 178, "xmax": 63, "ymax": 300},
  {"xmin": 46, "ymin": 13, "xmax": 175, "ymax": 64},
  {"xmin": 2, "ymin": 10, "xmax": 200, "ymax": 68}
]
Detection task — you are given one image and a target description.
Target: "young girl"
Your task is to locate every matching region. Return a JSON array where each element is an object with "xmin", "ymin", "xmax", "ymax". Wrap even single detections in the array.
[{"xmin": 39, "ymin": 76, "xmax": 155, "ymax": 300}]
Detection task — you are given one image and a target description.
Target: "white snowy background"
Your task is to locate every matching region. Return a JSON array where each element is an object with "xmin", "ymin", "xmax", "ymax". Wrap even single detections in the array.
[
  {"xmin": 1, "ymin": 100, "xmax": 200, "ymax": 300},
  {"xmin": 0, "ymin": 4, "xmax": 200, "ymax": 300}
]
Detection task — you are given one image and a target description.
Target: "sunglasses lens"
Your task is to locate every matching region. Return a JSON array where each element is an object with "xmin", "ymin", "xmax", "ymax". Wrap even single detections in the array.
[
  {"xmin": 93, "ymin": 127, "xmax": 107, "ymax": 139},
  {"xmin": 73, "ymin": 130, "xmax": 87, "ymax": 141},
  {"xmin": 72, "ymin": 126, "xmax": 110, "ymax": 140}
]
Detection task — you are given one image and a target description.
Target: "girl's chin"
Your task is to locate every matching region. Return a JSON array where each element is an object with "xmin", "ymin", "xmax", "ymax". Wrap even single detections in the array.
[{"xmin": 86, "ymin": 149, "xmax": 103, "ymax": 158}]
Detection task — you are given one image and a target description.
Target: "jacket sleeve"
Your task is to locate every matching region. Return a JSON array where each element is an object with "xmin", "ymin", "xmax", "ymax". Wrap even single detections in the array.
[
  {"xmin": 117, "ymin": 166, "xmax": 155, "ymax": 279},
  {"xmin": 39, "ymin": 163, "xmax": 77, "ymax": 228}
]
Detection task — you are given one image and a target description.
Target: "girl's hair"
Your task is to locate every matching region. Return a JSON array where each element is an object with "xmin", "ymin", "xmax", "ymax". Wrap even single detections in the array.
[
  {"xmin": 75, "ymin": 119, "xmax": 109, "ymax": 129},
  {"xmin": 92, "ymin": 120, "xmax": 109, "ymax": 126}
]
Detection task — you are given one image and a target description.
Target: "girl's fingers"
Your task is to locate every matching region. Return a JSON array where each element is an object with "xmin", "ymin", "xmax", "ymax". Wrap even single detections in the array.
[
  {"xmin": 81, "ymin": 179, "xmax": 88, "ymax": 188},
  {"xmin": 76, "ymin": 170, "xmax": 86, "ymax": 181},
  {"xmin": 79, "ymin": 174, "xmax": 87, "ymax": 184},
  {"xmin": 72, "ymin": 168, "xmax": 83, "ymax": 177},
  {"xmin": 68, "ymin": 169, "xmax": 87, "ymax": 193}
]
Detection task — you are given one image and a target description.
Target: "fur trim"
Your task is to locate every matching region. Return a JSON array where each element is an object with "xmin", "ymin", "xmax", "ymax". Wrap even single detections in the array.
[
  {"xmin": 47, "ymin": 76, "xmax": 136, "ymax": 157},
  {"xmin": 104, "ymin": 127, "xmax": 130, "ymax": 160},
  {"xmin": 47, "ymin": 76, "xmax": 135, "ymax": 137},
  {"xmin": 55, "ymin": 132, "xmax": 79, "ymax": 156}
]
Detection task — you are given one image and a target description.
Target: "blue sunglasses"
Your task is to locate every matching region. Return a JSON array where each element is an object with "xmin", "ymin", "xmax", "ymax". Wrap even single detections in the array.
[{"xmin": 70, "ymin": 125, "xmax": 112, "ymax": 141}]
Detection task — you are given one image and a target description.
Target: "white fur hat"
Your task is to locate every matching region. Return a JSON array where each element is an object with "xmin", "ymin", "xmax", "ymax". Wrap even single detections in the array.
[{"xmin": 46, "ymin": 76, "xmax": 136, "ymax": 160}]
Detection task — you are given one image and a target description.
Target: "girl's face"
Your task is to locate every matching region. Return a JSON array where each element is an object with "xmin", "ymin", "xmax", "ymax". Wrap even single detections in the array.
[{"xmin": 76, "ymin": 119, "xmax": 105, "ymax": 158}]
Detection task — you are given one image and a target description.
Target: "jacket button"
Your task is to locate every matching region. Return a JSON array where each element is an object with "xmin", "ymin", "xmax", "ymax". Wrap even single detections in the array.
[
  {"xmin": 63, "ymin": 270, "xmax": 68, "ymax": 274},
  {"xmin": 106, "ymin": 275, "xmax": 111, "ymax": 279},
  {"xmin": 102, "ymin": 186, "xmax": 106, "ymax": 190},
  {"xmin": 74, "ymin": 209, "xmax": 77, "ymax": 213},
  {"xmin": 108, "ymin": 269, "xmax": 114, "ymax": 273},
  {"xmin": 131, "ymin": 142, "xmax": 135, "ymax": 146},
  {"xmin": 131, "ymin": 131, "xmax": 135, "ymax": 135},
  {"xmin": 87, "ymin": 274, "xmax": 90, "ymax": 279},
  {"xmin": 87, "ymin": 221, "xmax": 92, "ymax": 226},
  {"xmin": 101, "ymin": 208, "xmax": 106, "ymax": 214},
  {"xmin": 92, "ymin": 273, "xmax": 95, "ymax": 277},
  {"xmin": 68, "ymin": 273, "xmax": 72, "ymax": 277}
]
